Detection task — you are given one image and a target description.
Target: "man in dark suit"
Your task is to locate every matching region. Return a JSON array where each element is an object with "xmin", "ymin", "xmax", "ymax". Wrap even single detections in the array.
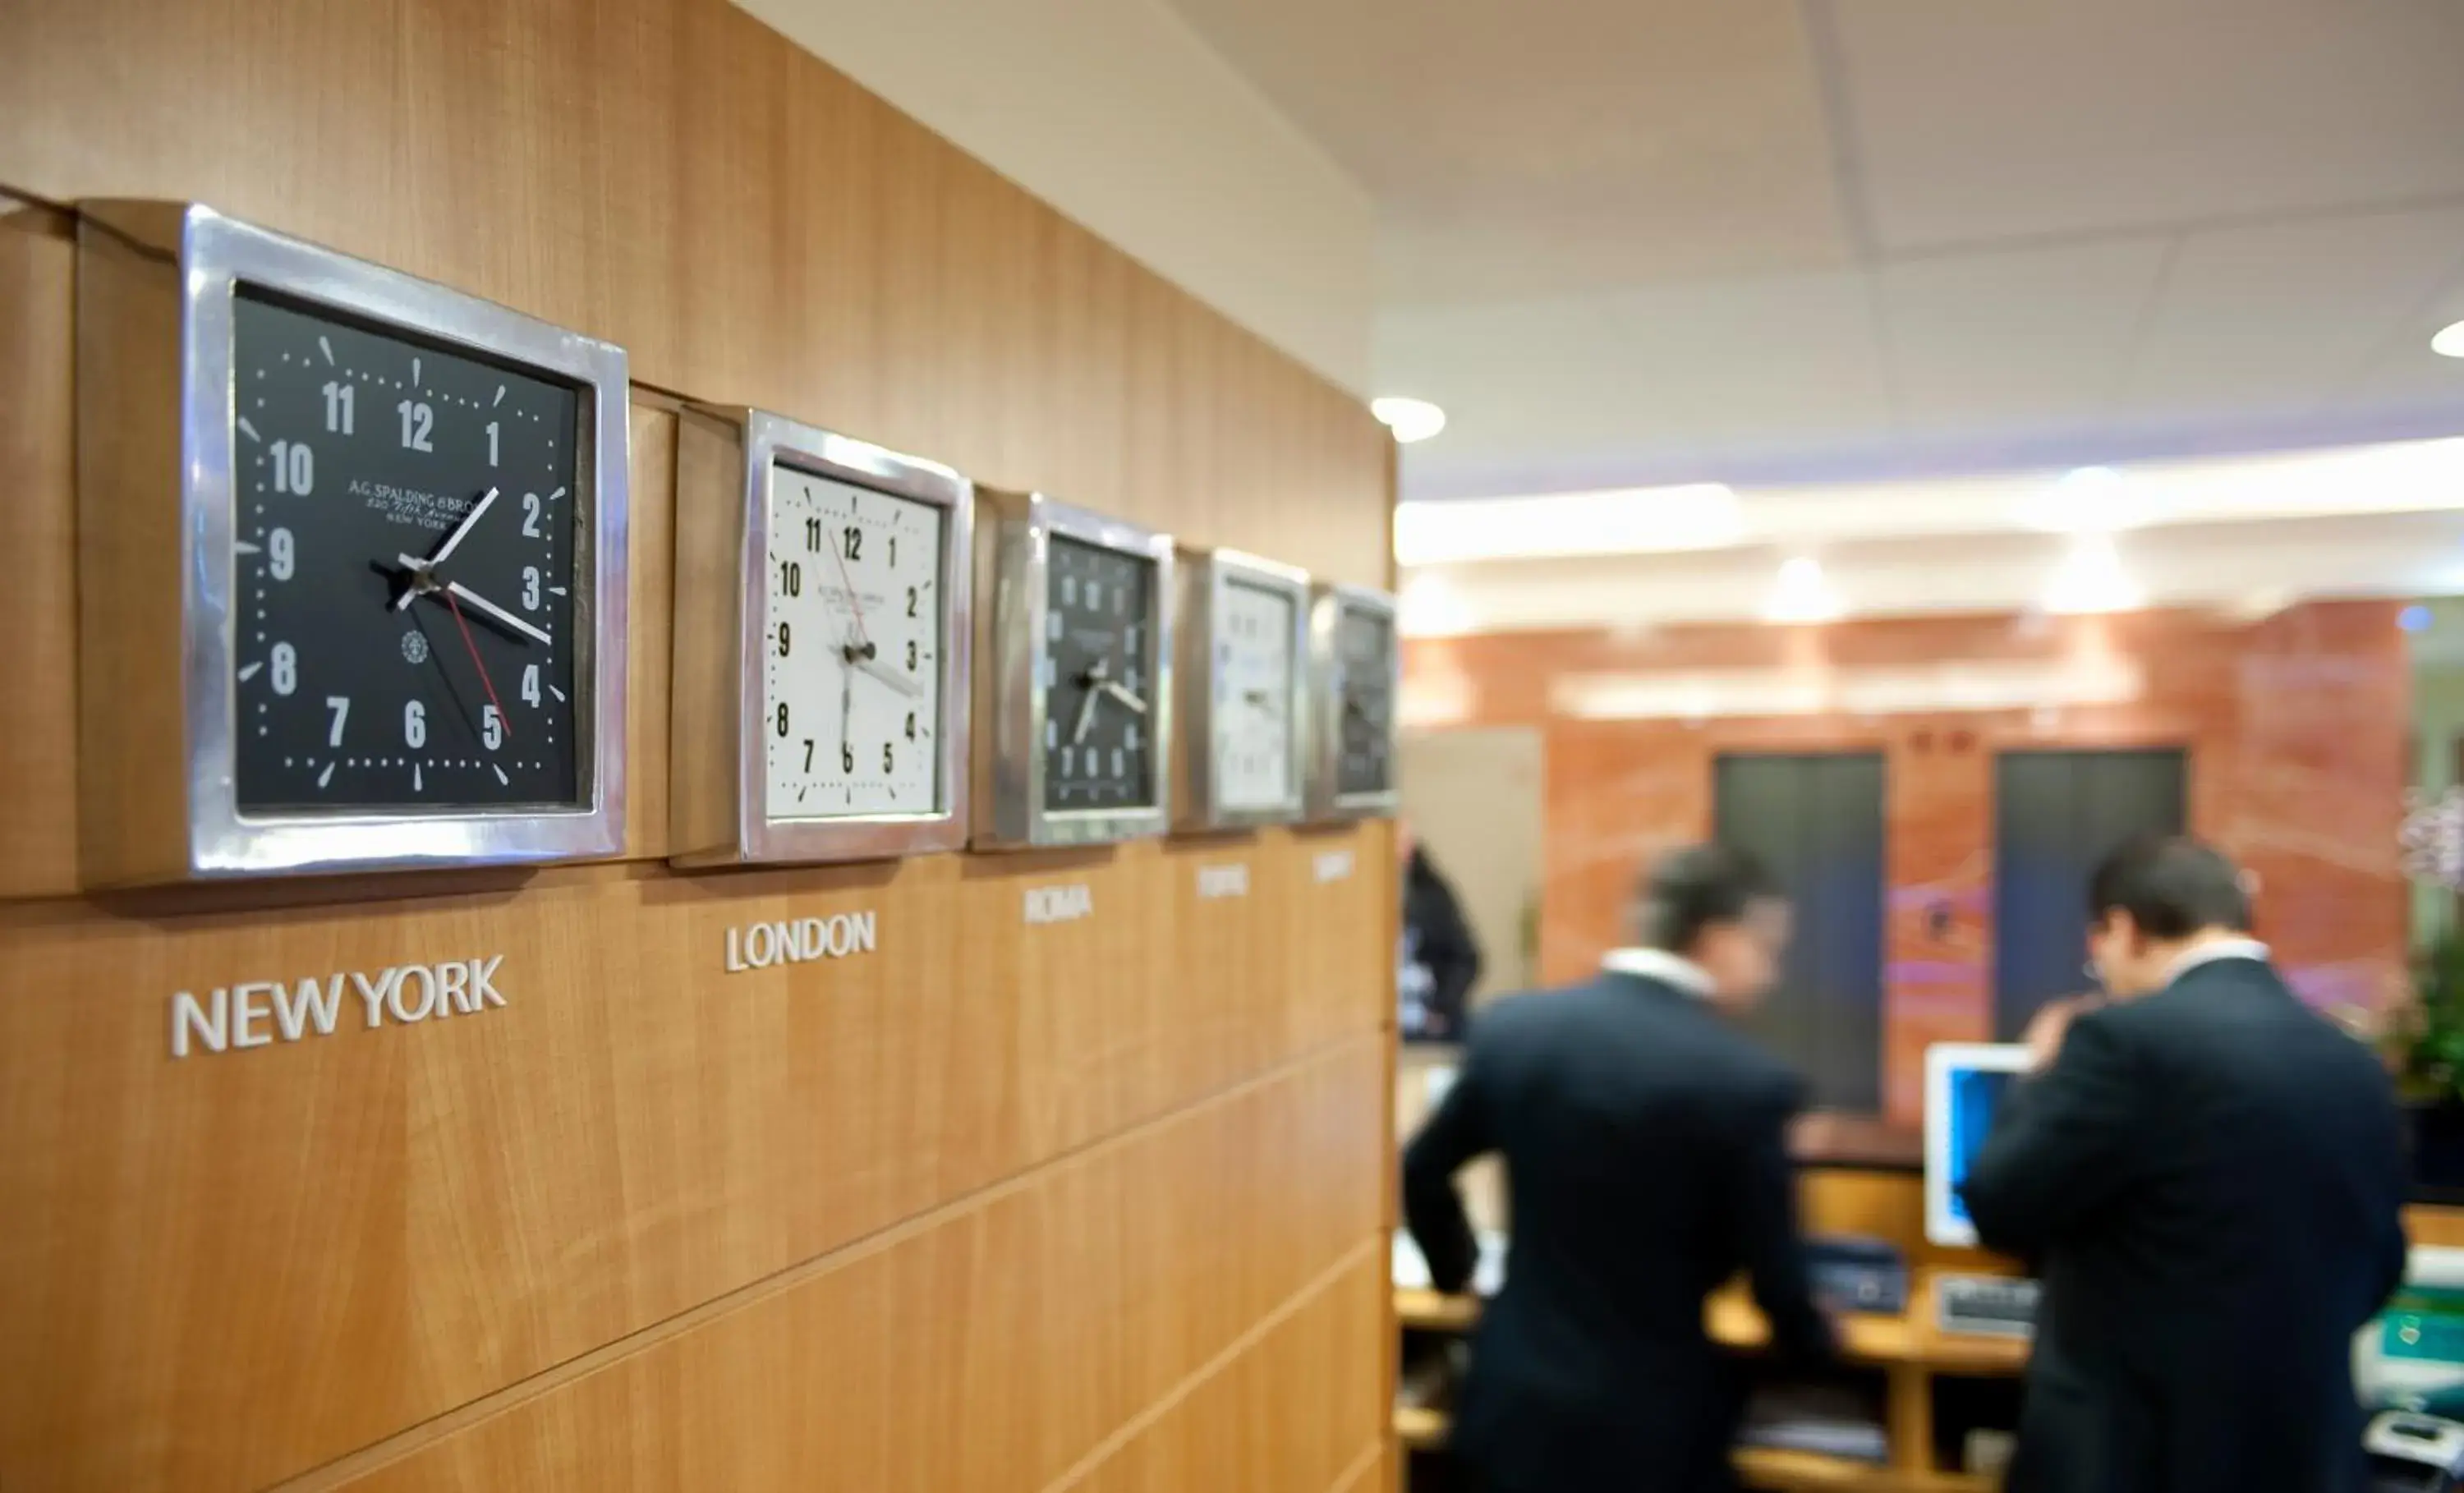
[
  {"xmin": 1400, "ymin": 817, "xmax": 1483, "ymax": 1043},
  {"xmin": 1404, "ymin": 843, "xmax": 1833, "ymax": 1493},
  {"xmin": 1965, "ymin": 834, "xmax": 2411, "ymax": 1493}
]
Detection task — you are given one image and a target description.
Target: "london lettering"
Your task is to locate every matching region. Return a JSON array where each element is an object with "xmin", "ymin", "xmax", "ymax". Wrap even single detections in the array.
[{"xmin": 724, "ymin": 911, "xmax": 880, "ymax": 972}]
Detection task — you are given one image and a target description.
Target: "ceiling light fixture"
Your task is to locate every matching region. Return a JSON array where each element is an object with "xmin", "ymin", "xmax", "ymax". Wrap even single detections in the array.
[
  {"xmin": 1370, "ymin": 396, "xmax": 1447, "ymax": 444},
  {"xmin": 1391, "ymin": 484, "xmax": 1745, "ymax": 567},
  {"xmin": 2043, "ymin": 534, "xmax": 2142, "ymax": 615},
  {"xmin": 2434, "ymin": 320, "xmax": 2464, "ymax": 359},
  {"xmin": 1763, "ymin": 555, "xmax": 1844, "ymax": 624},
  {"xmin": 2015, "ymin": 465, "xmax": 2150, "ymax": 534}
]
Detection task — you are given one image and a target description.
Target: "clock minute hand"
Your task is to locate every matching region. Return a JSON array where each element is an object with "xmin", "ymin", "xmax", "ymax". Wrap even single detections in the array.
[
  {"xmin": 443, "ymin": 581, "xmax": 553, "ymax": 646},
  {"xmin": 1101, "ymin": 681, "xmax": 1147, "ymax": 715},
  {"xmin": 854, "ymin": 654, "xmax": 924, "ymax": 699},
  {"xmin": 429, "ymin": 486, "xmax": 501, "ymax": 569}
]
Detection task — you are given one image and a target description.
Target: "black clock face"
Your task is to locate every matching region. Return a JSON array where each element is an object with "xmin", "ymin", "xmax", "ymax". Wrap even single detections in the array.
[
  {"xmin": 231, "ymin": 289, "xmax": 584, "ymax": 813},
  {"xmin": 1041, "ymin": 535, "xmax": 1156, "ymax": 812},
  {"xmin": 1334, "ymin": 604, "xmax": 1395, "ymax": 797}
]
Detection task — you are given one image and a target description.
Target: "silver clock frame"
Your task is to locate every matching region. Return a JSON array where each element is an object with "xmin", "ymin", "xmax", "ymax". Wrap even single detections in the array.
[
  {"xmin": 973, "ymin": 493, "xmax": 1176, "ymax": 849},
  {"xmin": 1305, "ymin": 582, "xmax": 1402, "ymax": 821},
  {"xmin": 671, "ymin": 407, "xmax": 976, "ymax": 867},
  {"xmin": 76, "ymin": 203, "xmax": 630, "ymax": 882},
  {"xmin": 1173, "ymin": 547, "xmax": 1312, "ymax": 832}
]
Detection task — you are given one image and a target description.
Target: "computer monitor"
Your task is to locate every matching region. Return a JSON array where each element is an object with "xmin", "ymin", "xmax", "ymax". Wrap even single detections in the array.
[{"xmin": 1924, "ymin": 1042, "xmax": 2032, "ymax": 1249}]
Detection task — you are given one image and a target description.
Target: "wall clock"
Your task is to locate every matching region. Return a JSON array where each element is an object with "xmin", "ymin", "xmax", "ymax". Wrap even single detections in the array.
[
  {"xmin": 1173, "ymin": 548, "xmax": 1311, "ymax": 832},
  {"xmin": 76, "ymin": 203, "xmax": 630, "ymax": 884},
  {"xmin": 1306, "ymin": 584, "xmax": 1401, "ymax": 821},
  {"xmin": 669, "ymin": 407, "xmax": 974, "ymax": 866},
  {"xmin": 972, "ymin": 493, "xmax": 1175, "ymax": 848}
]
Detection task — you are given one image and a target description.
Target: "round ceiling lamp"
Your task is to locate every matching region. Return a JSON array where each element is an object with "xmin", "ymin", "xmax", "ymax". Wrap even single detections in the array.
[{"xmin": 1371, "ymin": 396, "xmax": 1447, "ymax": 444}]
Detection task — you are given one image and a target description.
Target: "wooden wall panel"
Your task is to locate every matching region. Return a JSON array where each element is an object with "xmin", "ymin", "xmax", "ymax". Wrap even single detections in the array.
[
  {"xmin": 299, "ymin": 1041, "xmax": 1382, "ymax": 1493},
  {"xmin": 1058, "ymin": 1251, "xmax": 1387, "ymax": 1493},
  {"xmin": 0, "ymin": 831, "xmax": 1387, "ymax": 1492},
  {"xmin": 0, "ymin": 2, "xmax": 1396, "ymax": 1486},
  {"xmin": 0, "ymin": 202, "xmax": 76, "ymax": 900}
]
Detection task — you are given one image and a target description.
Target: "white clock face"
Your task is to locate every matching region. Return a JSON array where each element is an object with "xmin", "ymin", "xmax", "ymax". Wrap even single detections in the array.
[
  {"xmin": 762, "ymin": 466, "xmax": 945, "ymax": 820},
  {"xmin": 1211, "ymin": 577, "xmax": 1297, "ymax": 811}
]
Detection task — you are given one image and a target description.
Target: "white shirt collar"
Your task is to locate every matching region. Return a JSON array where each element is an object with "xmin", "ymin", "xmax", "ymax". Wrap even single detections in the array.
[
  {"xmin": 2163, "ymin": 937, "xmax": 2271, "ymax": 985},
  {"xmin": 1601, "ymin": 947, "xmax": 1714, "ymax": 999}
]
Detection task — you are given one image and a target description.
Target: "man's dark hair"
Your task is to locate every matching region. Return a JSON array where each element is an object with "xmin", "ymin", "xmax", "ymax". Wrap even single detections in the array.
[
  {"xmin": 1631, "ymin": 843, "xmax": 1777, "ymax": 953},
  {"xmin": 2086, "ymin": 834, "xmax": 2250, "ymax": 939}
]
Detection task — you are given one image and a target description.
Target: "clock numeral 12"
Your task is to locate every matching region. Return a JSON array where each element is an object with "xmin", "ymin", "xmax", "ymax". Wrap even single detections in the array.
[{"xmin": 398, "ymin": 400, "xmax": 434, "ymax": 452}]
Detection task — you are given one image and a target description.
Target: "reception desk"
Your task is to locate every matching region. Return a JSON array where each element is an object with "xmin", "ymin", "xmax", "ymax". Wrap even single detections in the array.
[{"xmin": 1394, "ymin": 1165, "xmax": 2464, "ymax": 1491}]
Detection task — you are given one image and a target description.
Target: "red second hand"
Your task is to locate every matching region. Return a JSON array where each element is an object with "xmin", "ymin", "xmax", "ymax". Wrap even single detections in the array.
[{"xmin": 442, "ymin": 588, "xmax": 514, "ymax": 742}]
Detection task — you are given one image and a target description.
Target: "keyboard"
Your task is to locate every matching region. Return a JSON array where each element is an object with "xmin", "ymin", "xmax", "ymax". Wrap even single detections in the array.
[{"xmin": 1936, "ymin": 1274, "xmax": 2040, "ymax": 1338}]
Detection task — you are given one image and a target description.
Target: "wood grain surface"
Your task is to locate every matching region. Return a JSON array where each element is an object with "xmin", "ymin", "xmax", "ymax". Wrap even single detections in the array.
[{"xmin": 0, "ymin": 0, "xmax": 1398, "ymax": 1486}]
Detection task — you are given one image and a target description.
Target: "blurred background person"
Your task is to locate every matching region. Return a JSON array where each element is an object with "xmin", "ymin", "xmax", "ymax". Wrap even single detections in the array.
[
  {"xmin": 1400, "ymin": 817, "xmax": 1483, "ymax": 1044},
  {"xmin": 1964, "ymin": 834, "xmax": 2410, "ymax": 1493},
  {"xmin": 1403, "ymin": 843, "xmax": 1832, "ymax": 1493}
]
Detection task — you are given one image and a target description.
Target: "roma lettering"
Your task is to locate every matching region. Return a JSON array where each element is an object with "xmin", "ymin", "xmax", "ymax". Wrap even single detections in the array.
[
  {"xmin": 170, "ymin": 956, "xmax": 508, "ymax": 1059},
  {"xmin": 1023, "ymin": 884, "xmax": 1094, "ymax": 926},
  {"xmin": 1196, "ymin": 864, "xmax": 1250, "ymax": 900}
]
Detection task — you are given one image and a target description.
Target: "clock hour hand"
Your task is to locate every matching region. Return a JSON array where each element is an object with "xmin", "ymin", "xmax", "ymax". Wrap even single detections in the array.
[
  {"xmin": 1070, "ymin": 685, "xmax": 1101, "ymax": 745},
  {"xmin": 390, "ymin": 487, "xmax": 502, "ymax": 611},
  {"xmin": 440, "ymin": 581, "xmax": 552, "ymax": 646}
]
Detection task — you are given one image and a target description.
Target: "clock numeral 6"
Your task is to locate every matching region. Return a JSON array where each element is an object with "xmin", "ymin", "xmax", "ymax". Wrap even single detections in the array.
[
  {"xmin": 403, "ymin": 700, "xmax": 427, "ymax": 749},
  {"xmin": 842, "ymin": 742, "xmax": 854, "ymax": 774},
  {"xmin": 482, "ymin": 705, "xmax": 505, "ymax": 751}
]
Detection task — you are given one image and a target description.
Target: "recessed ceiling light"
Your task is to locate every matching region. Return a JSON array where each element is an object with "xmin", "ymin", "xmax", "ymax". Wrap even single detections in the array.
[
  {"xmin": 1370, "ymin": 396, "xmax": 1447, "ymax": 444},
  {"xmin": 2435, "ymin": 321, "xmax": 2464, "ymax": 360},
  {"xmin": 1763, "ymin": 554, "xmax": 1844, "ymax": 624}
]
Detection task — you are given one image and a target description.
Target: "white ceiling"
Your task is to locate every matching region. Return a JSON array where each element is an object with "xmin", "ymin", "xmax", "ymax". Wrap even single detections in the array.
[{"xmin": 1165, "ymin": 0, "xmax": 2464, "ymax": 498}]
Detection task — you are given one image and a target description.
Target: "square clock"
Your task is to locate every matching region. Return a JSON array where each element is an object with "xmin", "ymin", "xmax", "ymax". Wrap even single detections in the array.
[
  {"xmin": 75, "ymin": 203, "xmax": 631, "ymax": 885},
  {"xmin": 1174, "ymin": 548, "xmax": 1312, "ymax": 832},
  {"xmin": 669, "ymin": 408, "xmax": 976, "ymax": 866},
  {"xmin": 1307, "ymin": 584, "xmax": 1401, "ymax": 820},
  {"xmin": 973, "ymin": 493, "xmax": 1175, "ymax": 848}
]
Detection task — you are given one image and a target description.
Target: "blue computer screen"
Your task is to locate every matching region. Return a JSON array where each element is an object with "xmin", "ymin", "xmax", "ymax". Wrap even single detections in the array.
[{"xmin": 1940, "ymin": 1065, "xmax": 2017, "ymax": 1231}]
